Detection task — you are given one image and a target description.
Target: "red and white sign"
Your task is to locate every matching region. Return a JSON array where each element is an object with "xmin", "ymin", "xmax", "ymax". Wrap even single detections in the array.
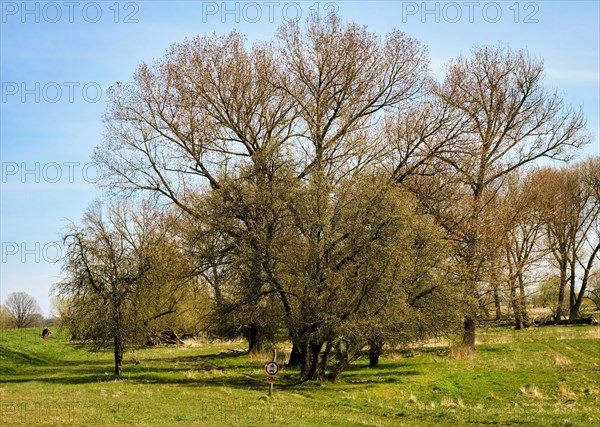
[{"xmin": 264, "ymin": 361, "xmax": 280, "ymax": 376}]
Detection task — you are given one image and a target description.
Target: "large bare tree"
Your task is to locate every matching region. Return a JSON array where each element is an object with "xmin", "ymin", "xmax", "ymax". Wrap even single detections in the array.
[
  {"xmin": 94, "ymin": 14, "xmax": 591, "ymax": 375},
  {"xmin": 97, "ymin": 13, "xmax": 440, "ymax": 380},
  {"xmin": 430, "ymin": 45, "xmax": 588, "ymax": 347}
]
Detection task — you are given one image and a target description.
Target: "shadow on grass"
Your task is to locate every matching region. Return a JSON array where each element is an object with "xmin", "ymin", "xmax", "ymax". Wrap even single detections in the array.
[
  {"xmin": 141, "ymin": 350, "xmax": 248, "ymax": 365},
  {"xmin": 0, "ymin": 372, "xmax": 263, "ymax": 389},
  {"xmin": 1, "ymin": 343, "xmax": 426, "ymax": 390},
  {"xmin": 343, "ymin": 358, "xmax": 428, "ymax": 373},
  {"xmin": 0, "ymin": 370, "xmax": 290, "ymax": 393},
  {"xmin": 0, "ymin": 358, "xmax": 118, "ymax": 385},
  {"xmin": 0, "ymin": 346, "xmax": 50, "ymax": 366},
  {"xmin": 1, "ymin": 349, "xmax": 284, "ymax": 391}
]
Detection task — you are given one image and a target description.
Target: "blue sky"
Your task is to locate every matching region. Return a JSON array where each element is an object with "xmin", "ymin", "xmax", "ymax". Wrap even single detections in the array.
[{"xmin": 1, "ymin": 0, "xmax": 599, "ymax": 315}]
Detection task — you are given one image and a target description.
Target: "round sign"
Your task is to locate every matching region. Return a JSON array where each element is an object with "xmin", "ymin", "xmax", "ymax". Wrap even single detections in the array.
[{"xmin": 264, "ymin": 361, "xmax": 280, "ymax": 376}]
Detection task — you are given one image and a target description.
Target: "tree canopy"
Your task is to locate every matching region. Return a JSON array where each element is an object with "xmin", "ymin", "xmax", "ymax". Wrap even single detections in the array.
[{"xmin": 55, "ymin": 12, "xmax": 594, "ymax": 379}]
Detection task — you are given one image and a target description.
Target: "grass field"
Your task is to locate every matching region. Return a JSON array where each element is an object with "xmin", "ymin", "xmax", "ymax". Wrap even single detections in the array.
[{"xmin": 0, "ymin": 326, "xmax": 599, "ymax": 426}]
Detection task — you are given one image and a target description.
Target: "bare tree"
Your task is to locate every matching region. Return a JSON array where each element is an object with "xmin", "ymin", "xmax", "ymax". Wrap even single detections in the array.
[
  {"xmin": 97, "ymin": 13, "xmax": 439, "ymax": 380},
  {"xmin": 494, "ymin": 172, "xmax": 547, "ymax": 329},
  {"xmin": 4, "ymin": 292, "xmax": 41, "ymax": 328},
  {"xmin": 431, "ymin": 45, "xmax": 588, "ymax": 348},
  {"xmin": 96, "ymin": 24, "xmax": 302, "ymax": 352},
  {"xmin": 533, "ymin": 157, "xmax": 600, "ymax": 320},
  {"xmin": 58, "ymin": 200, "xmax": 195, "ymax": 375},
  {"xmin": 93, "ymin": 14, "xmax": 591, "ymax": 377},
  {"xmin": 96, "ymin": 29, "xmax": 296, "ymax": 214}
]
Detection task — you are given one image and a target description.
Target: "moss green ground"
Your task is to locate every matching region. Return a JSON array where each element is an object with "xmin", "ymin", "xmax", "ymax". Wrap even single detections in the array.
[{"xmin": 0, "ymin": 326, "xmax": 598, "ymax": 426}]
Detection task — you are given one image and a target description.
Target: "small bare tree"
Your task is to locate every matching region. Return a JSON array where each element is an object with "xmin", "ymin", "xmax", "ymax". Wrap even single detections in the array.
[
  {"xmin": 58, "ymin": 200, "xmax": 195, "ymax": 376},
  {"xmin": 4, "ymin": 292, "xmax": 41, "ymax": 328}
]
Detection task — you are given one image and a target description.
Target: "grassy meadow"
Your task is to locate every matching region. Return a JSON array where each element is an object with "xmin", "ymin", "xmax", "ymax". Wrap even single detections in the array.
[{"xmin": 0, "ymin": 325, "xmax": 599, "ymax": 426}]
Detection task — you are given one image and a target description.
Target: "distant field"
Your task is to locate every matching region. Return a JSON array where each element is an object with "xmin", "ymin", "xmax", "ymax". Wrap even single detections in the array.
[{"xmin": 0, "ymin": 326, "xmax": 599, "ymax": 426}]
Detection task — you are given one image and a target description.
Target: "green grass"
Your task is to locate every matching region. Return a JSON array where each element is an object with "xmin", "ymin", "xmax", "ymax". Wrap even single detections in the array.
[{"xmin": 1, "ymin": 326, "xmax": 599, "ymax": 426}]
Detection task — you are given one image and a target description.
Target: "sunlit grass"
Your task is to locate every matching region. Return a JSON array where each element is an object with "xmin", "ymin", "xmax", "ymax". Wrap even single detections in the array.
[{"xmin": 1, "ymin": 325, "xmax": 599, "ymax": 426}]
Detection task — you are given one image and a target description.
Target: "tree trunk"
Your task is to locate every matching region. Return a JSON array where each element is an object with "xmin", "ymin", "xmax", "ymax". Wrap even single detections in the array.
[
  {"xmin": 518, "ymin": 275, "xmax": 530, "ymax": 326},
  {"xmin": 569, "ymin": 294, "xmax": 581, "ymax": 321},
  {"xmin": 568, "ymin": 255, "xmax": 577, "ymax": 317},
  {"xmin": 113, "ymin": 301, "xmax": 123, "ymax": 376},
  {"xmin": 300, "ymin": 341, "xmax": 311, "ymax": 379},
  {"xmin": 319, "ymin": 341, "xmax": 333, "ymax": 377},
  {"xmin": 327, "ymin": 359, "xmax": 350, "ymax": 382},
  {"xmin": 554, "ymin": 258, "xmax": 568, "ymax": 321},
  {"xmin": 326, "ymin": 342, "xmax": 361, "ymax": 381},
  {"xmin": 114, "ymin": 333, "xmax": 123, "ymax": 376},
  {"xmin": 247, "ymin": 321, "xmax": 264, "ymax": 354},
  {"xmin": 479, "ymin": 298, "xmax": 491, "ymax": 320},
  {"xmin": 514, "ymin": 311, "xmax": 524, "ymax": 330},
  {"xmin": 569, "ymin": 244, "xmax": 600, "ymax": 321},
  {"xmin": 303, "ymin": 342, "xmax": 324, "ymax": 381},
  {"xmin": 367, "ymin": 337, "xmax": 385, "ymax": 368},
  {"xmin": 507, "ymin": 250, "xmax": 524, "ymax": 330},
  {"xmin": 462, "ymin": 316, "xmax": 476, "ymax": 348},
  {"xmin": 288, "ymin": 342, "xmax": 303, "ymax": 368},
  {"xmin": 510, "ymin": 279, "xmax": 524, "ymax": 330},
  {"xmin": 492, "ymin": 284, "xmax": 502, "ymax": 320},
  {"xmin": 327, "ymin": 357, "xmax": 350, "ymax": 382}
]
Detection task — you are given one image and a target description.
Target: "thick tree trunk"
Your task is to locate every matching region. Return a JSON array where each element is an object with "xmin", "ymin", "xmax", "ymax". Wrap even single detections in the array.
[
  {"xmin": 569, "ymin": 294, "xmax": 585, "ymax": 321},
  {"xmin": 303, "ymin": 342, "xmax": 324, "ymax": 381},
  {"xmin": 319, "ymin": 341, "xmax": 333, "ymax": 377},
  {"xmin": 462, "ymin": 316, "xmax": 476, "ymax": 348},
  {"xmin": 326, "ymin": 341, "xmax": 363, "ymax": 382},
  {"xmin": 514, "ymin": 312, "xmax": 524, "ymax": 330},
  {"xmin": 327, "ymin": 357, "xmax": 350, "ymax": 382},
  {"xmin": 569, "ymin": 297, "xmax": 581, "ymax": 321},
  {"xmin": 510, "ymin": 280, "xmax": 524, "ymax": 330},
  {"xmin": 288, "ymin": 342, "xmax": 303, "ymax": 368},
  {"xmin": 569, "ymin": 295, "xmax": 581, "ymax": 321},
  {"xmin": 369, "ymin": 347, "xmax": 381, "ymax": 368},
  {"xmin": 555, "ymin": 289, "xmax": 566, "ymax": 320},
  {"xmin": 247, "ymin": 321, "xmax": 264, "ymax": 354},
  {"xmin": 367, "ymin": 337, "xmax": 385, "ymax": 368},
  {"xmin": 300, "ymin": 341, "xmax": 311, "ymax": 379}
]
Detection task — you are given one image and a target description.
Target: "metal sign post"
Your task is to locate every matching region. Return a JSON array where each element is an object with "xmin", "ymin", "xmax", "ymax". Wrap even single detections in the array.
[{"xmin": 264, "ymin": 360, "xmax": 280, "ymax": 396}]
